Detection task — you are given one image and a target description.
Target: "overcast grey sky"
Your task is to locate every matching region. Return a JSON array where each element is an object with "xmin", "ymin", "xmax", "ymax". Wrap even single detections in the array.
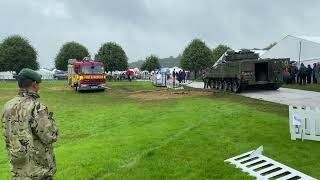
[{"xmin": 1, "ymin": 0, "xmax": 320, "ymax": 68}]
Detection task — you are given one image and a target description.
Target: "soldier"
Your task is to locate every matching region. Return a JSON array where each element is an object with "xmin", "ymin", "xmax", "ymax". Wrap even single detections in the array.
[{"xmin": 1, "ymin": 68, "xmax": 58, "ymax": 180}]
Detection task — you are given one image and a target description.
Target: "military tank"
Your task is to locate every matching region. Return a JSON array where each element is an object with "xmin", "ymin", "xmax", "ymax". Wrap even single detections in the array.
[{"xmin": 205, "ymin": 49, "xmax": 289, "ymax": 93}]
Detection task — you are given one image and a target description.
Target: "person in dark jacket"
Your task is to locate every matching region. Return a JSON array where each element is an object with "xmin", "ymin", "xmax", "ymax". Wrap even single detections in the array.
[
  {"xmin": 299, "ymin": 63, "xmax": 307, "ymax": 85},
  {"xmin": 287, "ymin": 65, "xmax": 292, "ymax": 84},
  {"xmin": 306, "ymin": 64, "xmax": 312, "ymax": 84},
  {"xmin": 172, "ymin": 69, "xmax": 176, "ymax": 87},
  {"xmin": 290, "ymin": 63, "xmax": 298, "ymax": 84},
  {"xmin": 182, "ymin": 70, "xmax": 186, "ymax": 83},
  {"xmin": 313, "ymin": 63, "xmax": 317, "ymax": 84},
  {"xmin": 178, "ymin": 70, "xmax": 182, "ymax": 84},
  {"xmin": 176, "ymin": 71, "xmax": 179, "ymax": 82},
  {"xmin": 316, "ymin": 63, "xmax": 320, "ymax": 83}
]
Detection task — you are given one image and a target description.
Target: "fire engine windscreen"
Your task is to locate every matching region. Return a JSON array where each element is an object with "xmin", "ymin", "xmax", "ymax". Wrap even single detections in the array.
[{"xmin": 81, "ymin": 65, "xmax": 105, "ymax": 74}]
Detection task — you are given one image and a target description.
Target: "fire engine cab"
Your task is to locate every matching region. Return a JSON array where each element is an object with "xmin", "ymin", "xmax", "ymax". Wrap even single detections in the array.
[{"xmin": 68, "ymin": 59, "xmax": 106, "ymax": 91}]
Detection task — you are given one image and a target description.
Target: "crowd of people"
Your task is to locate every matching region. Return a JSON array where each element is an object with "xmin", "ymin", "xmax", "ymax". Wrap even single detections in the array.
[
  {"xmin": 283, "ymin": 62, "xmax": 320, "ymax": 85},
  {"xmin": 172, "ymin": 69, "xmax": 188, "ymax": 84}
]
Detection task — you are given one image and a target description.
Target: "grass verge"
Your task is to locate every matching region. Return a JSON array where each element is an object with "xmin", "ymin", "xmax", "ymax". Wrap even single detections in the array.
[
  {"xmin": 283, "ymin": 83, "xmax": 320, "ymax": 92},
  {"xmin": 0, "ymin": 80, "xmax": 318, "ymax": 180}
]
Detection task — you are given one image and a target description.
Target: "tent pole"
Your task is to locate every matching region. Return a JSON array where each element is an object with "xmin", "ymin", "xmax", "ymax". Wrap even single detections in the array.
[{"xmin": 298, "ymin": 41, "xmax": 302, "ymax": 64}]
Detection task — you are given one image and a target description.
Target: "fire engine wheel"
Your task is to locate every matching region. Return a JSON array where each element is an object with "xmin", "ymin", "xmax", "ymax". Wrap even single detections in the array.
[
  {"xmin": 223, "ymin": 81, "xmax": 228, "ymax": 92},
  {"xmin": 231, "ymin": 81, "xmax": 240, "ymax": 93},
  {"xmin": 74, "ymin": 83, "xmax": 80, "ymax": 92}
]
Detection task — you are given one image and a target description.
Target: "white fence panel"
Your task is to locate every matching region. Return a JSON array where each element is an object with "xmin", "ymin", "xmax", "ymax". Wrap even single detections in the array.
[
  {"xmin": 225, "ymin": 146, "xmax": 316, "ymax": 180},
  {"xmin": 289, "ymin": 105, "xmax": 320, "ymax": 141}
]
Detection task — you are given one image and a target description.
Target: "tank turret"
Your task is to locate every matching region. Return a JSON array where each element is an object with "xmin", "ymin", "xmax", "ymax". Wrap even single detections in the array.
[{"xmin": 224, "ymin": 49, "xmax": 259, "ymax": 61}]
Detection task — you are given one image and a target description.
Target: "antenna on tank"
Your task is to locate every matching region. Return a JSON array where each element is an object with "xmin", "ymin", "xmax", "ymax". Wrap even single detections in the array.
[{"xmin": 82, "ymin": 55, "xmax": 92, "ymax": 62}]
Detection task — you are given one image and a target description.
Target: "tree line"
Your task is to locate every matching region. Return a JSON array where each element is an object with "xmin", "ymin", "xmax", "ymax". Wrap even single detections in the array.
[
  {"xmin": 138, "ymin": 40, "xmax": 231, "ymax": 77},
  {"xmin": 54, "ymin": 41, "xmax": 129, "ymax": 74},
  {"xmin": 0, "ymin": 34, "xmax": 275, "ymax": 76},
  {"xmin": 0, "ymin": 35, "xmax": 131, "ymax": 74}
]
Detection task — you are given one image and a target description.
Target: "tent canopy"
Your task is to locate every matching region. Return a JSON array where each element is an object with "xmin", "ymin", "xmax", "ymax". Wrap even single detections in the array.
[
  {"xmin": 36, "ymin": 68, "xmax": 54, "ymax": 79},
  {"xmin": 261, "ymin": 35, "xmax": 320, "ymax": 66}
]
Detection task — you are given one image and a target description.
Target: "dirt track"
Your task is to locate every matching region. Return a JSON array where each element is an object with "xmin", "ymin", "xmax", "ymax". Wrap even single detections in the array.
[{"xmin": 129, "ymin": 90, "xmax": 212, "ymax": 100}]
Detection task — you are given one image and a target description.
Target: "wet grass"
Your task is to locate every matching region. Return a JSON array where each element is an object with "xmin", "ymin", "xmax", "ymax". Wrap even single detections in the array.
[
  {"xmin": 0, "ymin": 80, "xmax": 319, "ymax": 180},
  {"xmin": 283, "ymin": 83, "xmax": 320, "ymax": 92}
]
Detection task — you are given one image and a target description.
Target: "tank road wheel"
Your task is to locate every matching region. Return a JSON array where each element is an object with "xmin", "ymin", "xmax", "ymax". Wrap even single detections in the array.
[
  {"xmin": 209, "ymin": 80, "xmax": 213, "ymax": 89},
  {"xmin": 217, "ymin": 81, "xmax": 223, "ymax": 90},
  {"xmin": 208, "ymin": 79, "xmax": 213, "ymax": 89},
  {"xmin": 271, "ymin": 84, "xmax": 281, "ymax": 90},
  {"xmin": 223, "ymin": 81, "xmax": 228, "ymax": 92},
  {"xmin": 231, "ymin": 81, "xmax": 240, "ymax": 93},
  {"xmin": 214, "ymin": 81, "xmax": 219, "ymax": 89},
  {"xmin": 227, "ymin": 82, "xmax": 232, "ymax": 92}
]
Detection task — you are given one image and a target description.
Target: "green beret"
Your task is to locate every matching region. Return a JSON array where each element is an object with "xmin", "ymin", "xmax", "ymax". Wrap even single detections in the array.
[{"xmin": 18, "ymin": 68, "xmax": 42, "ymax": 83}]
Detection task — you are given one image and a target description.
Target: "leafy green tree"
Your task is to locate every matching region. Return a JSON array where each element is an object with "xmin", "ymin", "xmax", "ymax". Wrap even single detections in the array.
[
  {"xmin": 141, "ymin": 55, "xmax": 161, "ymax": 72},
  {"xmin": 180, "ymin": 39, "xmax": 213, "ymax": 79},
  {"xmin": 263, "ymin": 42, "xmax": 277, "ymax": 50},
  {"xmin": 0, "ymin": 43, "xmax": 3, "ymax": 72},
  {"xmin": 95, "ymin": 42, "xmax": 128, "ymax": 73},
  {"xmin": 129, "ymin": 54, "xmax": 182, "ymax": 69},
  {"xmin": 55, "ymin": 42, "xmax": 89, "ymax": 70},
  {"xmin": 212, "ymin": 44, "xmax": 231, "ymax": 65},
  {"xmin": 0, "ymin": 35, "xmax": 39, "ymax": 73}
]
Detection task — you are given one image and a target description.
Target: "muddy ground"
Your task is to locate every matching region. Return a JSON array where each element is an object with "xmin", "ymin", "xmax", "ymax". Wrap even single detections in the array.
[{"xmin": 128, "ymin": 90, "xmax": 213, "ymax": 100}]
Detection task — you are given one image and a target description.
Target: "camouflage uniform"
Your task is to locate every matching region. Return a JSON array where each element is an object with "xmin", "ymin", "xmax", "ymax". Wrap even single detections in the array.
[{"xmin": 1, "ymin": 89, "xmax": 58, "ymax": 180}]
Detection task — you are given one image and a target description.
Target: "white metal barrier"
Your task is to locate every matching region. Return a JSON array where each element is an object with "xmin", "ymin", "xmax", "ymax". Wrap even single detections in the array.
[
  {"xmin": 166, "ymin": 78, "xmax": 179, "ymax": 89},
  {"xmin": 225, "ymin": 146, "xmax": 316, "ymax": 180},
  {"xmin": 152, "ymin": 73, "xmax": 167, "ymax": 87},
  {"xmin": 289, "ymin": 105, "xmax": 320, "ymax": 141}
]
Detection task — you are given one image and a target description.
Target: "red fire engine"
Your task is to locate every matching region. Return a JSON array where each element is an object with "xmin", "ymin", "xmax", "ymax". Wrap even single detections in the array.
[{"xmin": 67, "ymin": 59, "xmax": 106, "ymax": 92}]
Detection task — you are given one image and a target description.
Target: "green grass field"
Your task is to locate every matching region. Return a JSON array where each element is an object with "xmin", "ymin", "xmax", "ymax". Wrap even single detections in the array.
[
  {"xmin": 283, "ymin": 83, "xmax": 320, "ymax": 92},
  {"xmin": 0, "ymin": 81, "xmax": 319, "ymax": 180}
]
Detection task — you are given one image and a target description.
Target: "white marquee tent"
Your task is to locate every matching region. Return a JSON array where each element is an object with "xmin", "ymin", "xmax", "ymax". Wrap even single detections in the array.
[
  {"xmin": 36, "ymin": 68, "xmax": 54, "ymax": 80},
  {"xmin": 0, "ymin": 69, "xmax": 54, "ymax": 80},
  {"xmin": 168, "ymin": 67, "xmax": 183, "ymax": 74},
  {"xmin": 261, "ymin": 35, "xmax": 320, "ymax": 66},
  {"xmin": 0, "ymin": 71, "xmax": 15, "ymax": 79}
]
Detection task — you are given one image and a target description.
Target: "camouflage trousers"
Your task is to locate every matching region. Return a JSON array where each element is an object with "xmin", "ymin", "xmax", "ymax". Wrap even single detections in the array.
[{"xmin": 13, "ymin": 177, "xmax": 53, "ymax": 180}]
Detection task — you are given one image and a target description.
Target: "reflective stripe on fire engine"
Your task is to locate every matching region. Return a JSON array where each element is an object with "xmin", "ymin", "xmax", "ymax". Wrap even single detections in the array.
[{"xmin": 83, "ymin": 75, "xmax": 104, "ymax": 79}]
